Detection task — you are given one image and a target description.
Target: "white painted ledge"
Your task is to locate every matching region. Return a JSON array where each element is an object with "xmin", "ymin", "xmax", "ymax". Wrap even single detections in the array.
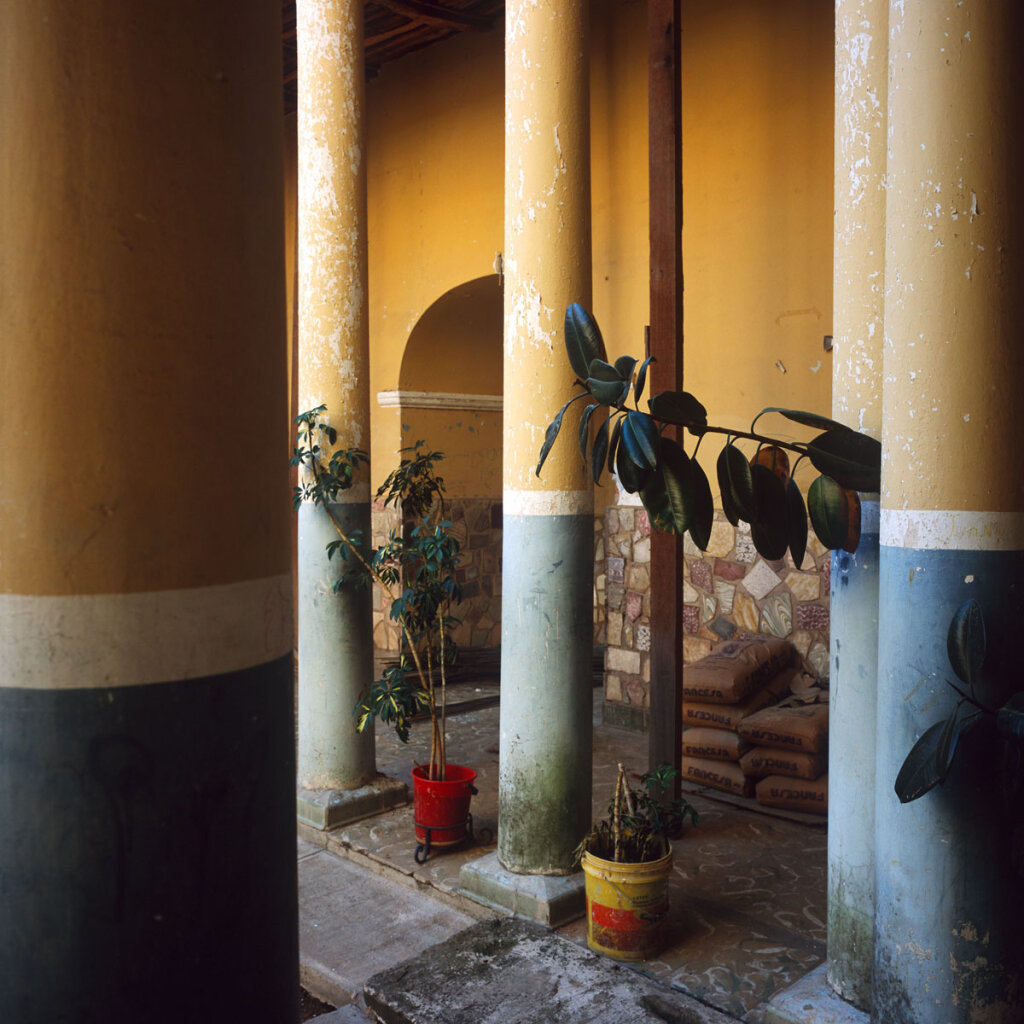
[
  {"xmin": 377, "ymin": 390, "xmax": 503, "ymax": 412},
  {"xmin": 881, "ymin": 509, "xmax": 1024, "ymax": 551}
]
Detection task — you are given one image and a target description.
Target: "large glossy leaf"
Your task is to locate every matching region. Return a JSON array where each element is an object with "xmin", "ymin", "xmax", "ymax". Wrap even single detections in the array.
[
  {"xmin": 621, "ymin": 411, "xmax": 660, "ymax": 469},
  {"xmin": 752, "ymin": 445, "xmax": 791, "ymax": 484},
  {"xmin": 997, "ymin": 693, "xmax": 1024, "ymax": 744},
  {"xmin": 615, "ymin": 434, "xmax": 652, "ymax": 493},
  {"xmin": 588, "ymin": 358, "xmax": 623, "ymax": 382},
  {"xmin": 536, "ymin": 391, "xmax": 587, "ymax": 477},
  {"xmin": 615, "ymin": 355, "xmax": 638, "ymax": 382},
  {"xmin": 806, "ymin": 426, "xmax": 881, "ymax": 493},
  {"xmin": 717, "ymin": 442, "xmax": 756, "ymax": 524},
  {"xmin": 839, "ymin": 486, "xmax": 862, "ymax": 553},
  {"xmin": 808, "ymin": 474, "xmax": 850, "ymax": 550},
  {"xmin": 578, "ymin": 404, "xmax": 597, "ymax": 464},
  {"xmin": 752, "ymin": 407, "xmax": 844, "ymax": 433},
  {"xmin": 591, "ymin": 413, "xmax": 611, "ymax": 485},
  {"xmin": 565, "ymin": 303, "xmax": 607, "ymax": 380},
  {"xmin": 895, "ymin": 719, "xmax": 948, "ymax": 803},
  {"xmin": 586, "ymin": 376, "xmax": 629, "ymax": 405},
  {"xmin": 688, "ymin": 458, "xmax": 714, "ymax": 551},
  {"xmin": 786, "ymin": 477, "xmax": 808, "ymax": 569},
  {"xmin": 749, "ymin": 463, "xmax": 788, "ymax": 560},
  {"xmin": 946, "ymin": 599, "xmax": 986, "ymax": 688},
  {"xmin": 640, "ymin": 438, "xmax": 693, "ymax": 534},
  {"xmin": 634, "ymin": 356, "xmax": 653, "ymax": 405},
  {"xmin": 648, "ymin": 391, "xmax": 708, "ymax": 430},
  {"xmin": 608, "ymin": 415, "xmax": 623, "ymax": 474}
]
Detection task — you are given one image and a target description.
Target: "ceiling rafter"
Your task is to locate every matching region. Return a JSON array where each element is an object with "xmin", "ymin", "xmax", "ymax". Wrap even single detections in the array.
[{"xmin": 372, "ymin": 0, "xmax": 492, "ymax": 32}]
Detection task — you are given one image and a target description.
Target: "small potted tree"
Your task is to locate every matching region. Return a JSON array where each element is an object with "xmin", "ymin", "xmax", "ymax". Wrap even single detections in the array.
[
  {"xmin": 292, "ymin": 411, "xmax": 474, "ymax": 862},
  {"xmin": 579, "ymin": 764, "xmax": 698, "ymax": 961}
]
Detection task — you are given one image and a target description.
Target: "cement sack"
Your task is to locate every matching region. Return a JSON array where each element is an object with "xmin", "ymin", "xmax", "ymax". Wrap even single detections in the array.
[
  {"xmin": 682, "ymin": 727, "xmax": 750, "ymax": 762},
  {"xmin": 681, "ymin": 636, "xmax": 793, "ymax": 705},
  {"xmin": 755, "ymin": 774, "xmax": 828, "ymax": 816},
  {"xmin": 738, "ymin": 702, "xmax": 829, "ymax": 754},
  {"xmin": 740, "ymin": 745, "xmax": 827, "ymax": 780},
  {"xmin": 681, "ymin": 755, "xmax": 754, "ymax": 797},
  {"xmin": 682, "ymin": 666, "xmax": 805, "ymax": 732}
]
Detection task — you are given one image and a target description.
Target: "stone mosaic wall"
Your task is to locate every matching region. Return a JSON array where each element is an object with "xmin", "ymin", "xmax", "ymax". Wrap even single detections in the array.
[{"xmin": 600, "ymin": 501, "xmax": 832, "ymax": 727}]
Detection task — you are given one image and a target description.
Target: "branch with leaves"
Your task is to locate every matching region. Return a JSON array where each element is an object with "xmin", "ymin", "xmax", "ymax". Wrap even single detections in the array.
[
  {"xmin": 537, "ymin": 304, "xmax": 882, "ymax": 566},
  {"xmin": 292, "ymin": 407, "xmax": 462, "ymax": 780}
]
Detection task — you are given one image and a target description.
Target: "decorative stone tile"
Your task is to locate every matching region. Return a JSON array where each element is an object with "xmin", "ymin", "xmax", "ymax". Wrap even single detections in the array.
[
  {"xmin": 624, "ymin": 591, "xmax": 643, "ymax": 622},
  {"xmin": 690, "ymin": 558, "xmax": 713, "ymax": 592},
  {"xmin": 641, "ymin": 655, "xmax": 651, "ymax": 682},
  {"xmin": 709, "ymin": 616, "xmax": 737, "ymax": 640},
  {"xmin": 705, "ymin": 520, "xmax": 736, "ymax": 558},
  {"xmin": 759, "ymin": 592, "xmax": 793, "ymax": 638},
  {"xmin": 624, "ymin": 677, "xmax": 647, "ymax": 707},
  {"xmin": 700, "ymin": 592, "xmax": 717, "ymax": 623},
  {"xmin": 785, "ymin": 571, "xmax": 821, "ymax": 603},
  {"xmin": 683, "ymin": 636, "xmax": 712, "ymax": 663},
  {"xmin": 714, "ymin": 560, "xmax": 747, "ymax": 581},
  {"xmin": 607, "ymin": 647, "xmax": 641, "ymax": 675},
  {"xmin": 808, "ymin": 641, "xmax": 829, "ymax": 680},
  {"xmin": 605, "ymin": 535, "xmax": 621, "ymax": 557},
  {"xmin": 636, "ymin": 509, "xmax": 650, "ymax": 537},
  {"xmin": 607, "ymin": 583, "xmax": 625, "ymax": 609},
  {"xmin": 617, "ymin": 536, "xmax": 633, "ymax": 560},
  {"xmin": 733, "ymin": 592, "xmax": 761, "ymax": 633},
  {"xmin": 742, "ymin": 559, "xmax": 783, "ymax": 601},
  {"xmin": 605, "ymin": 673, "xmax": 623, "ymax": 702},
  {"xmin": 633, "ymin": 536, "xmax": 651, "ymax": 564},
  {"xmin": 622, "ymin": 622, "xmax": 634, "ymax": 649},
  {"xmin": 626, "ymin": 565, "xmax": 650, "ymax": 592},
  {"xmin": 795, "ymin": 602, "xmax": 830, "ymax": 632},
  {"xmin": 734, "ymin": 531, "xmax": 758, "ymax": 563},
  {"xmin": 791, "ymin": 630, "xmax": 814, "ymax": 658},
  {"xmin": 606, "ymin": 508, "xmax": 620, "ymax": 534},
  {"xmin": 617, "ymin": 508, "xmax": 634, "ymax": 534},
  {"xmin": 636, "ymin": 623, "xmax": 651, "ymax": 651},
  {"xmin": 595, "ymin": 573, "xmax": 606, "ymax": 593},
  {"xmin": 683, "ymin": 580, "xmax": 699, "ymax": 603},
  {"xmin": 684, "ymin": 533, "xmax": 701, "ymax": 557},
  {"xmin": 820, "ymin": 555, "xmax": 832, "ymax": 593},
  {"xmin": 607, "ymin": 557, "xmax": 625, "ymax": 584},
  {"xmin": 713, "ymin": 579, "xmax": 735, "ymax": 614},
  {"xmin": 807, "ymin": 532, "xmax": 828, "ymax": 558},
  {"xmin": 606, "ymin": 611, "xmax": 623, "ymax": 647},
  {"xmin": 683, "ymin": 605, "xmax": 700, "ymax": 635}
]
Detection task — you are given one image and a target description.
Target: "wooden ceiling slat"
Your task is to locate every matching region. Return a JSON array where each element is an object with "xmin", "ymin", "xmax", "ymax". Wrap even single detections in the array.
[{"xmin": 373, "ymin": 0, "xmax": 492, "ymax": 31}]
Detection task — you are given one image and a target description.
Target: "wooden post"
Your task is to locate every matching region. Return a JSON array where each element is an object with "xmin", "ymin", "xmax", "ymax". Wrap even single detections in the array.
[{"xmin": 647, "ymin": 0, "xmax": 683, "ymax": 788}]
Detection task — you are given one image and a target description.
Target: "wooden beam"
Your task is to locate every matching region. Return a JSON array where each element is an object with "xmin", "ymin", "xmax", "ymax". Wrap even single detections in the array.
[
  {"xmin": 647, "ymin": 0, "xmax": 684, "ymax": 793},
  {"xmin": 371, "ymin": 0, "xmax": 492, "ymax": 32}
]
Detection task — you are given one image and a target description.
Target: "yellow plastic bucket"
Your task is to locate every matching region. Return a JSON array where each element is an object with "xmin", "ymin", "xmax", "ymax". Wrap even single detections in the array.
[{"xmin": 581, "ymin": 845, "xmax": 673, "ymax": 962}]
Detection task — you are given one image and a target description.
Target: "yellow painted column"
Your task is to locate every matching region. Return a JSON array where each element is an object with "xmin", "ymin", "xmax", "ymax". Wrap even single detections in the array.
[
  {"xmin": 828, "ymin": 0, "xmax": 886, "ymax": 1010},
  {"xmin": 875, "ymin": 2, "xmax": 1024, "ymax": 1020},
  {"xmin": 0, "ymin": 2, "xmax": 297, "ymax": 1019},
  {"xmin": 295, "ymin": 0, "xmax": 379, "ymax": 802},
  {"xmin": 498, "ymin": 0, "xmax": 594, "ymax": 874}
]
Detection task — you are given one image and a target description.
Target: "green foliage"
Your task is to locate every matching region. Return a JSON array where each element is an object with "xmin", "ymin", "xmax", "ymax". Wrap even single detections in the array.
[
  {"xmin": 895, "ymin": 600, "xmax": 1023, "ymax": 806},
  {"xmin": 293, "ymin": 411, "xmax": 462, "ymax": 779},
  {"xmin": 579, "ymin": 763, "xmax": 699, "ymax": 865},
  {"xmin": 538, "ymin": 303, "xmax": 882, "ymax": 560}
]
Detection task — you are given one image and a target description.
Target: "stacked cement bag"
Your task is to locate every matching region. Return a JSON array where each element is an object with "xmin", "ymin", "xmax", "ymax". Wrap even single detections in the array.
[
  {"xmin": 680, "ymin": 636, "xmax": 796, "ymax": 798},
  {"xmin": 738, "ymin": 681, "xmax": 829, "ymax": 816}
]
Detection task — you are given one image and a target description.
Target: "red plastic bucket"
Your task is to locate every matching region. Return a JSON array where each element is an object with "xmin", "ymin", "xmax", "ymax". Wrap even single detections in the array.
[{"xmin": 411, "ymin": 764, "xmax": 476, "ymax": 847}]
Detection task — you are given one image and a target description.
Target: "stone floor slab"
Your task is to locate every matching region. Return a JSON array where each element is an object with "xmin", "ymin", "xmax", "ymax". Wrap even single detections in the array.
[
  {"xmin": 760, "ymin": 965, "xmax": 868, "ymax": 1024},
  {"xmin": 364, "ymin": 918, "xmax": 739, "ymax": 1024}
]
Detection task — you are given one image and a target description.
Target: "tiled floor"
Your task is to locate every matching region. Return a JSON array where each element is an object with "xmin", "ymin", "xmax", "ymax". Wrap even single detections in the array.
[{"xmin": 311, "ymin": 682, "xmax": 827, "ymax": 1022}]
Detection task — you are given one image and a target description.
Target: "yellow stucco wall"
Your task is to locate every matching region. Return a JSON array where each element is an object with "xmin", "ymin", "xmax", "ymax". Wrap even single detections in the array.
[{"xmin": 287, "ymin": 0, "xmax": 835, "ymax": 500}]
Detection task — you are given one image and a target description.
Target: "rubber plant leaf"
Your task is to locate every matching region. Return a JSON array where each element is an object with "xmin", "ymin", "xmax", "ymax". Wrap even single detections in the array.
[
  {"xmin": 640, "ymin": 437, "xmax": 692, "ymax": 534},
  {"xmin": 805, "ymin": 426, "xmax": 881, "ymax": 493},
  {"xmin": 752, "ymin": 444, "xmax": 791, "ymax": 485},
  {"xmin": 895, "ymin": 719, "xmax": 947, "ymax": 803},
  {"xmin": 634, "ymin": 356, "xmax": 653, "ymax": 406},
  {"xmin": 688, "ymin": 457, "xmax": 714, "ymax": 551},
  {"xmin": 615, "ymin": 433, "xmax": 652, "ymax": 494},
  {"xmin": 997, "ymin": 693, "xmax": 1024, "ymax": 744},
  {"xmin": 578, "ymin": 404, "xmax": 597, "ymax": 464},
  {"xmin": 614, "ymin": 355, "xmax": 638, "ymax": 382},
  {"xmin": 536, "ymin": 391, "xmax": 587, "ymax": 477},
  {"xmin": 621, "ymin": 411, "xmax": 660, "ymax": 470},
  {"xmin": 749, "ymin": 463, "xmax": 788, "ymax": 560},
  {"xmin": 588, "ymin": 358, "xmax": 624, "ymax": 382},
  {"xmin": 935, "ymin": 704, "xmax": 981, "ymax": 786},
  {"xmin": 591, "ymin": 412, "xmax": 611, "ymax": 486},
  {"xmin": 946, "ymin": 598, "xmax": 986, "ymax": 689},
  {"xmin": 648, "ymin": 391, "xmax": 708, "ymax": 430},
  {"xmin": 586, "ymin": 376, "xmax": 629, "ymax": 405},
  {"xmin": 839, "ymin": 486, "xmax": 862, "ymax": 554},
  {"xmin": 751, "ymin": 407, "xmax": 844, "ymax": 434},
  {"xmin": 717, "ymin": 441, "xmax": 756, "ymax": 523},
  {"xmin": 785, "ymin": 477, "xmax": 808, "ymax": 570},
  {"xmin": 607, "ymin": 414, "xmax": 623, "ymax": 475},
  {"xmin": 807, "ymin": 474, "xmax": 850, "ymax": 550},
  {"xmin": 565, "ymin": 303, "xmax": 607, "ymax": 381}
]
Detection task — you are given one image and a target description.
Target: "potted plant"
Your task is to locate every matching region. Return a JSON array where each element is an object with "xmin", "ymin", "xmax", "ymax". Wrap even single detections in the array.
[
  {"xmin": 578, "ymin": 763, "xmax": 698, "ymax": 962},
  {"xmin": 292, "ymin": 411, "xmax": 474, "ymax": 861}
]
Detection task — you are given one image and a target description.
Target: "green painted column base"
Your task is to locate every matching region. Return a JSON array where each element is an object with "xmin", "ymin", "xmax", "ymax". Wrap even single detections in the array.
[
  {"xmin": 763, "ymin": 965, "xmax": 868, "ymax": 1024},
  {"xmin": 458, "ymin": 851, "xmax": 585, "ymax": 927},
  {"xmin": 296, "ymin": 774, "xmax": 409, "ymax": 830}
]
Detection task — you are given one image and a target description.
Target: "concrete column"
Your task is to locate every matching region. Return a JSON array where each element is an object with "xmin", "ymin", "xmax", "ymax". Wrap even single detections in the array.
[
  {"xmin": 0, "ymin": 3, "xmax": 298, "ymax": 1021},
  {"xmin": 827, "ymin": 0, "xmax": 886, "ymax": 1010},
  {"xmin": 296, "ymin": 0, "xmax": 376, "ymax": 794},
  {"xmin": 874, "ymin": 2, "xmax": 1024, "ymax": 1021},
  {"xmin": 499, "ymin": 0, "xmax": 594, "ymax": 874}
]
